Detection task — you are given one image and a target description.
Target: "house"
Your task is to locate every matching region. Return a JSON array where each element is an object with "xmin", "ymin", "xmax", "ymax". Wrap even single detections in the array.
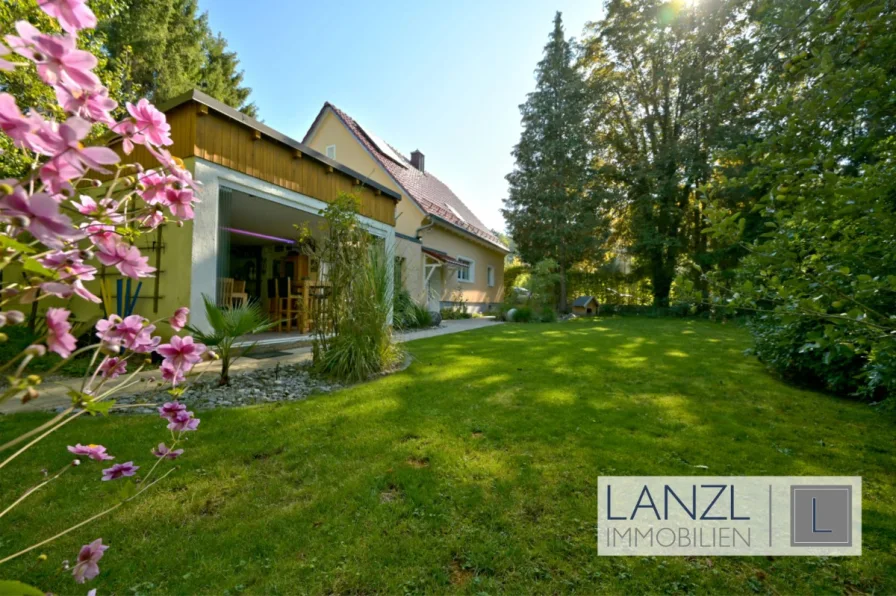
[
  {"xmin": 572, "ymin": 296, "xmax": 598, "ymax": 316},
  {"xmin": 61, "ymin": 90, "xmax": 402, "ymax": 334},
  {"xmin": 303, "ymin": 103, "xmax": 509, "ymax": 314}
]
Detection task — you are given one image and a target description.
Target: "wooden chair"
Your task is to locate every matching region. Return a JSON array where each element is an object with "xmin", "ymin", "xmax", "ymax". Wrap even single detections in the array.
[
  {"xmin": 303, "ymin": 282, "xmax": 331, "ymax": 333},
  {"xmin": 267, "ymin": 277, "xmax": 300, "ymax": 331},
  {"xmin": 218, "ymin": 277, "xmax": 234, "ymax": 308},
  {"xmin": 231, "ymin": 280, "xmax": 249, "ymax": 308}
]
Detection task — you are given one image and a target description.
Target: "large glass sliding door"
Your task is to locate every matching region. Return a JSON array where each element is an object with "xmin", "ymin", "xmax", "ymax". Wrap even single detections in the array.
[{"xmin": 216, "ymin": 187, "xmax": 233, "ymax": 305}]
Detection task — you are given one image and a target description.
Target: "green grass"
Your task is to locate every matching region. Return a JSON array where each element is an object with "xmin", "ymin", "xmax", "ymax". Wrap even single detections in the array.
[{"xmin": 1, "ymin": 318, "xmax": 894, "ymax": 594}]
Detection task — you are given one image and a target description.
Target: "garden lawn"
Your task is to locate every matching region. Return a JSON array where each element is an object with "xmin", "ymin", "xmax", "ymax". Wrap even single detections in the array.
[{"xmin": 1, "ymin": 318, "xmax": 895, "ymax": 594}]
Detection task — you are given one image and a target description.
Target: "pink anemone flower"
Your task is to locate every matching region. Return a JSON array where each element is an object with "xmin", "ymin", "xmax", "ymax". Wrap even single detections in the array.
[
  {"xmin": 101, "ymin": 461, "xmax": 138, "ymax": 481},
  {"xmin": 67, "ymin": 443, "xmax": 114, "ymax": 461},
  {"xmin": 38, "ymin": 0, "xmax": 98, "ymax": 34},
  {"xmin": 72, "ymin": 538, "xmax": 108, "ymax": 583},
  {"xmin": 46, "ymin": 307, "xmax": 77, "ymax": 358}
]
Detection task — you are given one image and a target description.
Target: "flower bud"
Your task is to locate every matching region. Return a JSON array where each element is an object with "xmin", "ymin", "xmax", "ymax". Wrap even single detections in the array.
[
  {"xmin": 22, "ymin": 387, "xmax": 39, "ymax": 403},
  {"xmin": 5, "ymin": 310, "xmax": 24, "ymax": 325},
  {"xmin": 2, "ymin": 286, "xmax": 19, "ymax": 298},
  {"xmin": 0, "ymin": 333, "xmax": 7, "ymax": 343},
  {"xmin": 100, "ymin": 342, "xmax": 120, "ymax": 356},
  {"xmin": 10, "ymin": 215, "xmax": 30, "ymax": 228},
  {"xmin": 24, "ymin": 344, "xmax": 47, "ymax": 357},
  {"xmin": 0, "ymin": 314, "xmax": 5, "ymax": 327},
  {"xmin": 26, "ymin": 374, "xmax": 41, "ymax": 385},
  {"xmin": 202, "ymin": 350, "xmax": 220, "ymax": 362},
  {"xmin": 37, "ymin": 554, "xmax": 47, "ymax": 562},
  {"xmin": 72, "ymin": 459, "xmax": 81, "ymax": 466},
  {"xmin": 0, "ymin": 183, "xmax": 13, "ymax": 195}
]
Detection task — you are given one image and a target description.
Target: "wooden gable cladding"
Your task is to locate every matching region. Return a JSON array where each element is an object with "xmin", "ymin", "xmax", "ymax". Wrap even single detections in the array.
[
  {"xmin": 193, "ymin": 108, "xmax": 395, "ymax": 225},
  {"xmin": 106, "ymin": 102, "xmax": 197, "ymax": 178},
  {"xmin": 107, "ymin": 96, "xmax": 397, "ymax": 226}
]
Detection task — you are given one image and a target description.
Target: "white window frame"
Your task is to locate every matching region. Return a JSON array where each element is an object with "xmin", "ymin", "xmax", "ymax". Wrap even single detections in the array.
[
  {"xmin": 456, "ymin": 256, "xmax": 475, "ymax": 284},
  {"xmin": 325, "ymin": 144, "xmax": 336, "ymax": 159},
  {"xmin": 487, "ymin": 265, "xmax": 495, "ymax": 287}
]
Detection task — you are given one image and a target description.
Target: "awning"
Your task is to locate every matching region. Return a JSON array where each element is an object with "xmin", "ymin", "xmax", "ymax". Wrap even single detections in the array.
[{"xmin": 422, "ymin": 247, "xmax": 465, "ymax": 268}]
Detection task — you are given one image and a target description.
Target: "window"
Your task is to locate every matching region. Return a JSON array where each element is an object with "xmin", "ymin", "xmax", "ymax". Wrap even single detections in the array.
[
  {"xmin": 487, "ymin": 266, "xmax": 495, "ymax": 287},
  {"xmin": 447, "ymin": 205, "xmax": 465, "ymax": 222},
  {"xmin": 326, "ymin": 145, "xmax": 336, "ymax": 159},
  {"xmin": 456, "ymin": 257, "xmax": 474, "ymax": 283}
]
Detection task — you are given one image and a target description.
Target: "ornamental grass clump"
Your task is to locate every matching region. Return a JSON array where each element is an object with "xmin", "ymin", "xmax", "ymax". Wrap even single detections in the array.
[
  {"xmin": 0, "ymin": 2, "xmax": 218, "ymax": 591},
  {"xmin": 308, "ymin": 192, "xmax": 402, "ymax": 382}
]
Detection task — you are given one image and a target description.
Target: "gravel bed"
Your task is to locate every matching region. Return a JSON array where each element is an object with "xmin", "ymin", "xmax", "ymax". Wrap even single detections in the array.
[{"xmin": 110, "ymin": 363, "xmax": 341, "ymax": 415}]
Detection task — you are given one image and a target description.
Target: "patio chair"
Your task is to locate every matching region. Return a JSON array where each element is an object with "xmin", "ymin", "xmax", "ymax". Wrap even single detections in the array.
[
  {"xmin": 231, "ymin": 279, "xmax": 249, "ymax": 308},
  {"xmin": 268, "ymin": 276, "xmax": 300, "ymax": 331},
  {"xmin": 218, "ymin": 277, "xmax": 234, "ymax": 308}
]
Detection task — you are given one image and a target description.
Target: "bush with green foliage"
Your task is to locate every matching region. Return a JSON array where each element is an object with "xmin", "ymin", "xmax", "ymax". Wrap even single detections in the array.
[
  {"xmin": 186, "ymin": 295, "xmax": 274, "ymax": 385},
  {"xmin": 440, "ymin": 289, "xmax": 471, "ymax": 320},
  {"xmin": 511, "ymin": 306, "xmax": 533, "ymax": 323},
  {"xmin": 393, "ymin": 289, "xmax": 433, "ymax": 331},
  {"xmin": 527, "ymin": 259, "xmax": 560, "ymax": 317},
  {"xmin": 307, "ymin": 193, "xmax": 402, "ymax": 382},
  {"xmin": 704, "ymin": 1, "xmax": 896, "ymax": 402}
]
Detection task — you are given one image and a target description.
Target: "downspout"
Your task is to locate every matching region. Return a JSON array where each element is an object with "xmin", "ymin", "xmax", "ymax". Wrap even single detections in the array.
[{"xmin": 415, "ymin": 218, "xmax": 435, "ymax": 241}]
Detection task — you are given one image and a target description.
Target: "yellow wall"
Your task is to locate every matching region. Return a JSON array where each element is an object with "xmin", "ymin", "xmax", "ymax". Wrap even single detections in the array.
[
  {"xmin": 305, "ymin": 109, "xmax": 506, "ymax": 308},
  {"xmin": 423, "ymin": 225, "xmax": 505, "ymax": 307},
  {"xmin": 1, "ymin": 161, "xmax": 197, "ymax": 339}
]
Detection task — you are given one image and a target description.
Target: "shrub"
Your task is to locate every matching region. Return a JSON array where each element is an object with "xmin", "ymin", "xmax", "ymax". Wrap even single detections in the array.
[
  {"xmin": 538, "ymin": 308, "xmax": 557, "ymax": 323},
  {"xmin": 511, "ymin": 306, "xmax": 533, "ymax": 323},
  {"xmin": 528, "ymin": 259, "xmax": 560, "ymax": 316},
  {"xmin": 308, "ymin": 193, "xmax": 403, "ymax": 382},
  {"xmin": 393, "ymin": 289, "xmax": 433, "ymax": 330}
]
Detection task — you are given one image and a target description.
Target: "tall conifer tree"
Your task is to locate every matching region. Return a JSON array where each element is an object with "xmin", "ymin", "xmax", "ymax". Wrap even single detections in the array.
[{"xmin": 503, "ymin": 12, "xmax": 603, "ymax": 312}]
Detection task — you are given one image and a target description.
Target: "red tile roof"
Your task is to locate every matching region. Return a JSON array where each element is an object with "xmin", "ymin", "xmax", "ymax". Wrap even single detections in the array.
[{"xmin": 308, "ymin": 103, "xmax": 508, "ymax": 252}]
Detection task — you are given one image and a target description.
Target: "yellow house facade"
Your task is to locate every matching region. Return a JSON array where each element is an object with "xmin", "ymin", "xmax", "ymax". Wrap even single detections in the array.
[
  {"xmin": 15, "ymin": 90, "xmax": 401, "ymax": 337},
  {"xmin": 303, "ymin": 104, "xmax": 509, "ymax": 313}
]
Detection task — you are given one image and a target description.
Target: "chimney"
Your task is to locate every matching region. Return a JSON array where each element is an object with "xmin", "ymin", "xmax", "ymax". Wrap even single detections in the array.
[{"xmin": 410, "ymin": 149, "xmax": 425, "ymax": 172}]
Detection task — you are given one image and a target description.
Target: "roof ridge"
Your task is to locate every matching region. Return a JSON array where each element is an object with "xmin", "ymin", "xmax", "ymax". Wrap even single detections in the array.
[{"xmin": 321, "ymin": 103, "xmax": 508, "ymax": 252}]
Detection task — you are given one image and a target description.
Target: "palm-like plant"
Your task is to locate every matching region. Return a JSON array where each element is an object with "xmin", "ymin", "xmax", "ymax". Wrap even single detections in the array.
[{"xmin": 186, "ymin": 294, "xmax": 275, "ymax": 385}]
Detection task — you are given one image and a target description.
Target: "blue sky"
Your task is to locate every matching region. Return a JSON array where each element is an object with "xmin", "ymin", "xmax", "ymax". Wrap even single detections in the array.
[{"xmin": 197, "ymin": 0, "xmax": 602, "ymax": 233}]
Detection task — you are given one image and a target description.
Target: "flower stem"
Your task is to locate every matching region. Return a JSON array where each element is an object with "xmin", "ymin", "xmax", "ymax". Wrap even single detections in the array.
[
  {"xmin": 0, "ymin": 467, "xmax": 177, "ymax": 566},
  {"xmin": 0, "ymin": 461, "xmax": 74, "ymax": 519}
]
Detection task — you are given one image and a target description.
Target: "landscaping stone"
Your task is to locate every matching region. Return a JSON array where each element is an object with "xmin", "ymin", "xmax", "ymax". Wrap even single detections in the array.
[{"xmin": 110, "ymin": 364, "xmax": 341, "ymax": 414}]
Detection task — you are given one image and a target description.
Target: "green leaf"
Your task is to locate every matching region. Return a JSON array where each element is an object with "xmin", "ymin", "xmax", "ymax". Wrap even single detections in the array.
[
  {"xmin": 67, "ymin": 389, "xmax": 90, "ymax": 407},
  {"xmin": 0, "ymin": 235, "xmax": 35, "ymax": 254},
  {"xmin": 21, "ymin": 257, "xmax": 54, "ymax": 278},
  {"xmin": 116, "ymin": 479, "xmax": 137, "ymax": 501},
  {"xmin": 84, "ymin": 399, "xmax": 115, "ymax": 416},
  {"xmin": 0, "ymin": 580, "xmax": 45, "ymax": 596}
]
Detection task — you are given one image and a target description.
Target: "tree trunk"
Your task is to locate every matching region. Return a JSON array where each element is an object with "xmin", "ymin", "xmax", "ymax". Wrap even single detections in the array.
[
  {"xmin": 219, "ymin": 357, "xmax": 230, "ymax": 386},
  {"xmin": 652, "ymin": 265, "xmax": 673, "ymax": 309},
  {"xmin": 558, "ymin": 264, "xmax": 568, "ymax": 313}
]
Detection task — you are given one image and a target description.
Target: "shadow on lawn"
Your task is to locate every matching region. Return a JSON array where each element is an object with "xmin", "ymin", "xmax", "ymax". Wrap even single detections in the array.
[{"xmin": 2, "ymin": 317, "xmax": 895, "ymax": 593}]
